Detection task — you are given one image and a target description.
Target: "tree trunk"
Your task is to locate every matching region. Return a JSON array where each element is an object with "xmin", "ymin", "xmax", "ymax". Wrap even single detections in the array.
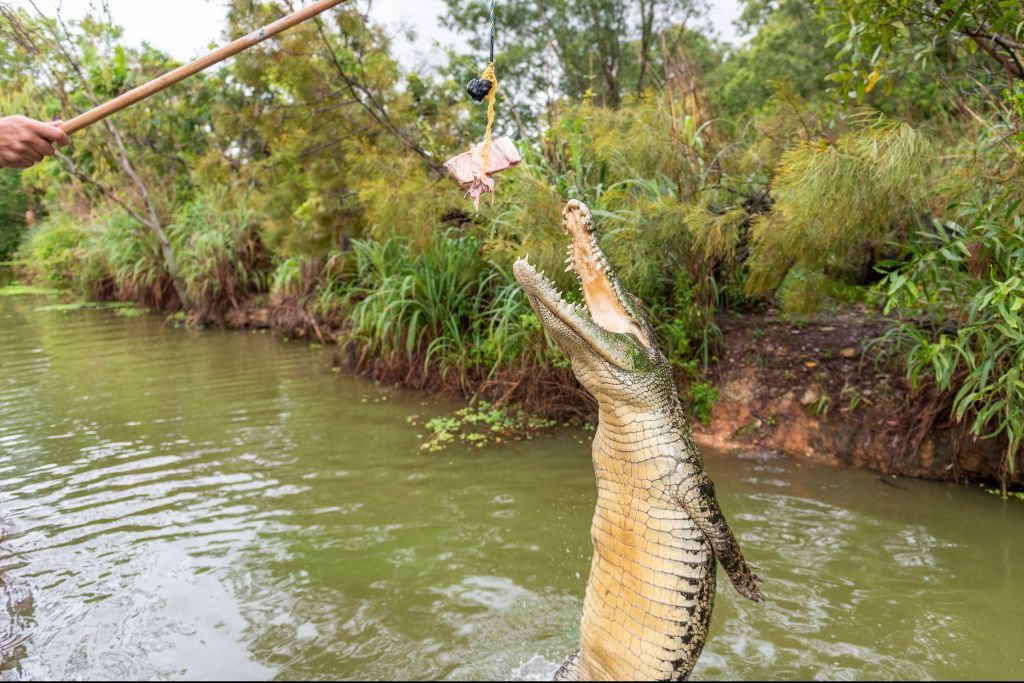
[
  {"xmin": 105, "ymin": 121, "xmax": 194, "ymax": 309},
  {"xmin": 636, "ymin": 0, "xmax": 655, "ymax": 95}
]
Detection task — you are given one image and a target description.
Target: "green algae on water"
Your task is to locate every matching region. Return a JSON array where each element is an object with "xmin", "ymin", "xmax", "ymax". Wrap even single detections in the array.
[
  {"xmin": 34, "ymin": 301, "xmax": 145, "ymax": 314},
  {"xmin": 113, "ymin": 306, "xmax": 150, "ymax": 318},
  {"xmin": 411, "ymin": 400, "xmax": 556, "ymax": 452},
  {"xmin": 0, "ymin": 283, "xmax": 60, "ymax": 297}
]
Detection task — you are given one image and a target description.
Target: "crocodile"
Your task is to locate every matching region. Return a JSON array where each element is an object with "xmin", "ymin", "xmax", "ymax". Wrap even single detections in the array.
[{"xmin": 512, "ymin": 200, "xmax": 763, "ymax": 681}]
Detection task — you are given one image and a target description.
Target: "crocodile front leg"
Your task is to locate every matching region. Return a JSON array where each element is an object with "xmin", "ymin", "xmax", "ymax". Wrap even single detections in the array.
[{"xmin": 674, "ymin": 455, "xmax": 763, "ymax": 602}]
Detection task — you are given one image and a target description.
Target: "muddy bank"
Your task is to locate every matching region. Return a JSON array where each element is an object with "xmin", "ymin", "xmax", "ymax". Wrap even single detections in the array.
[
  {"xmin": 221, "ymin": 296, "xmax": 595, "ymax": 421},
  {"xmin": 693, "ymin": 309, "xmax": 1021, "ymax": 488}
]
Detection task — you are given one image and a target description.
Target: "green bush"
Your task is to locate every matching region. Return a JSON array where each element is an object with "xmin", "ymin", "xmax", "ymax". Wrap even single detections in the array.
[
  {"xmin": 747, "ymin": 114, "xmax": 931, "ymax": 297},
  {"xmin": 0, "ymin": 170, "xmax": 29, "ymax": 262},
  {"xmin": 21, "ymin": 214, "xmax": 91, "ymax": 290},
  {"xmin": 881, "ymin": 200, "xmax": 1024, "ymax": 490},
  {"xmin": 170, "ymin": 194, "xmax": 270, "ymax": 316}
]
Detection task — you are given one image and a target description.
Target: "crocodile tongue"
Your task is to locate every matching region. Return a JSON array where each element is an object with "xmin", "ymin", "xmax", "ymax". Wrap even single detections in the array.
[{"xmin": 562, "ymin": 201, "xmax": 649, "ymax": 347}]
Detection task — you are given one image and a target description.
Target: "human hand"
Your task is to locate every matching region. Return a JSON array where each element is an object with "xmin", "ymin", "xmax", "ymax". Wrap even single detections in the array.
[{"xmin": 0, "ymin": 116, "xmax": 69, "ymax": 169}]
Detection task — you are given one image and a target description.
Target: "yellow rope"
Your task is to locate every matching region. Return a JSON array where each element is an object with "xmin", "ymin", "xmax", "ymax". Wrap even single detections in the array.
[{"xmin": 478, "ymin": 62, "xmax": 497, "ymax": 183}]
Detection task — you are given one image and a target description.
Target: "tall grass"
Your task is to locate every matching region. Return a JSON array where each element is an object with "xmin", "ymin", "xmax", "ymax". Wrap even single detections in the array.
[
  {"xmin": 90, "ymin": 212, "xmax": 174, "ymax": 306},
  {"xmin": 262, "ymin": 232, "xmax": 555, "ymax": 397},
  {"xmin": 171, "ymin": 195, "xmax": 271, "ymax": 319},
  {"xmin": 22, "ymin": 195, "xmax": 271, "ymax": 314},
  {"xmin": 346, "ymin": 233, "xmax": 531, "ymax": 384},
  {"xmin": 20, "ymin": 210, "xmax": 171, "ymax": 305}
]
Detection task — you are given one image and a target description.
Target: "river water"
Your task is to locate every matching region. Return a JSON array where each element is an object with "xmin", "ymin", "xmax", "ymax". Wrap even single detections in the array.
[{"xmin": 0, "ymin": 289, "xmax": 1022, "ymax": 681}]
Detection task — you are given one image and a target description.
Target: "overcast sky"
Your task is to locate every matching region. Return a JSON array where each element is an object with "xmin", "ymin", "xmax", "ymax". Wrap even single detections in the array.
[{"xmin": 9, "ymin": 0, "xmax": 743, "ymax": 66}]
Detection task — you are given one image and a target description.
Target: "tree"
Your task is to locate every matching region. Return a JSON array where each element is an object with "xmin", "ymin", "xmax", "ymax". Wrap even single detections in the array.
[
  {"xmin": 711, "ymin": 0, "xmax": 836, "ymax": 119},
  {"xmin": 819, "ymin": 0, "xmax": 1024, "ymax": 99},
  {"xmin": 0, "ymin": 6, "xmax": 206, "ymax": 307},
  {"xmin": 442, "ymin": 0, "xmax": 709, "ymax": 111},
  {"xmin": 199, "ymin": 0, "xmax": 464, "ymax": 255}
]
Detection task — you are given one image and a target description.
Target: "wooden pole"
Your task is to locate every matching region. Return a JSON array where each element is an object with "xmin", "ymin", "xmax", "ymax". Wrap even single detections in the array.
[{"xmin": 59, "ymin": 0, "xmax": 349, "ymax": 136}]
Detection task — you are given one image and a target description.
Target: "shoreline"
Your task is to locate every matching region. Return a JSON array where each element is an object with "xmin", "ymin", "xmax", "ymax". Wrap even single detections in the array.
[
  {"xmin": 217, "ymin": 296, "xmax": 1022, "ymax": 491},
  {"xmin": 4, "ymin": 275, "xmax": 1018, "ymax": 493}
]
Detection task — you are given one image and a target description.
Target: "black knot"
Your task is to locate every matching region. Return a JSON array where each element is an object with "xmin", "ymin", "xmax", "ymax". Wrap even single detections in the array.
[{"xmin": 466, "ymin": 77, "xmax": 493, "ymax": 102}]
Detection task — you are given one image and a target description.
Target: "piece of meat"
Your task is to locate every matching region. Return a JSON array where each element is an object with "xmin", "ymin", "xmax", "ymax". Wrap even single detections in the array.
[{"xmin": 444, "ymin": 136, "xmax": 521, "ymax": 209}]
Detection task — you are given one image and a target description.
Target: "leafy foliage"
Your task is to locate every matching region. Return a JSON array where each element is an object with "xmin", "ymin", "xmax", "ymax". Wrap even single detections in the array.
[
  {"xmin": 21, "ymin": 213, "xmax": 90, "ymax": 291},
  {"xmin": 746, "ymin": 115, "xmax": 931, "ymax": 306},
  {"xmin": 713, "ymin": 0, "xmax": 836, "ymax": 119},
  {"xmin": 0, "ymin": 169, "xmax": 28, "ymax": 261},
  {"xmin": 881, "ymin": 201, "xmax": 1024, "ymax": 488}
]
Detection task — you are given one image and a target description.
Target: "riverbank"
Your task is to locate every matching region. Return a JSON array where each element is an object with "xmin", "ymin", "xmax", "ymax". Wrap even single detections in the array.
[
  {"xmin": 695, "ymin": 309, "xmax": 1018, "ymax": 488},
  {"xmin": 3, "ymin": 271, "xmax": 1019, "ymax": 491},
  {"xmin": 213, "ymin": 293, "xmax": 1022, "ymax": 491}
]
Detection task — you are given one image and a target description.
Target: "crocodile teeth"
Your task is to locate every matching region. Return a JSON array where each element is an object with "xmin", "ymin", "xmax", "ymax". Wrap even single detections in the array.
[{"xmin": 565, "ymin": 264, "xmax": 574, "ymax": 272}]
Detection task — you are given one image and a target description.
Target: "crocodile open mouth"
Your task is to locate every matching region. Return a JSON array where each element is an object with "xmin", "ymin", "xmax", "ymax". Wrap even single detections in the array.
[{"xmin": 512, "ymin": 200, "xmax": 649, "ymax": 350}]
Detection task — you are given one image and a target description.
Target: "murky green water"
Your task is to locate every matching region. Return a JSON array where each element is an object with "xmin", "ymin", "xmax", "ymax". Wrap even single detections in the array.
[{"xmin": 1, "ymin": 289, "xmax": 1022, "ymax": 681}]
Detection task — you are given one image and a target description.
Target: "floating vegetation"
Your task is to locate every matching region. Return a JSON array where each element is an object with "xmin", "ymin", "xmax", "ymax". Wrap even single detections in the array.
[
  {"xmin": 0, "ymin": 284, "xmax": 60, "ymax": 297},
  {"xmin": 410, "ymin": 401, "xmax": 556, "ymax": 453},
  {"xmin": 33, "ymin": 301, "xmax": 138, "ymax": 313},
  {"xmin": 113, "ymin": 307, "xmax": 150, "ymax": 318},
  {"xmin": 981, "ymin": 484, "xmax": 1024, "ymax": 502}
]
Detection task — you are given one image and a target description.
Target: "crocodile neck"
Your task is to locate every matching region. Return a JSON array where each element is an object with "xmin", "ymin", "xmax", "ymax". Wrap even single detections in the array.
[
  {"xmin": 596, "ymin": 397, "xmax": 685, "ymax": 456},
  {"xmin": 575, "ymin": 397, "xmax": 715, "ymax": 682}
]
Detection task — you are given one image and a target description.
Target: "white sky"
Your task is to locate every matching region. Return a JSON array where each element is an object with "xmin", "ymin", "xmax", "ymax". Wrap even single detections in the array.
[{"xmin": 9, "ymin": 0, "xmax": 743, "ymax": 66}]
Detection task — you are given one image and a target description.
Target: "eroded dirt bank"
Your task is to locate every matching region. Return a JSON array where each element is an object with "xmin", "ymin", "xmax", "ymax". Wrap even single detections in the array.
[
  {"xmin": 693, "ymin": 309, "xmax": 1021, "ymax": 488},
  {"xmin": 220, "ymin": 299, "xmax": 1020, "ymax": 489}
]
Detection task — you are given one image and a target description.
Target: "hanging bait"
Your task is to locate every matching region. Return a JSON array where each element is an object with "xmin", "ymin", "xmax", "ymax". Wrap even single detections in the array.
[{"xmin": 445, "ymin": 0, "xmax": 520, "ymax": 209}]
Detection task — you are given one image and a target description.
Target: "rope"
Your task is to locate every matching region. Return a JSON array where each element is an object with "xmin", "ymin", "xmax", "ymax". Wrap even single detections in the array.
[
  {"xmin": 489, "ymin": 0, "xmax": 495, "ymax": 64},
  {"xmin": 477, "ymin": 2, "xmax": 497, "ymax": 192},
  {"xmin": 478, "ymin": 62, "xmax": 497, "ymax": 183}
]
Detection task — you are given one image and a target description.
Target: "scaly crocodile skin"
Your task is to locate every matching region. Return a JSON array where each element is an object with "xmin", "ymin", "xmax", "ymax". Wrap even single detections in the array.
[
  {"xmin": 570, "ymin": 385, "xmax": 718, "ymax": 680},
  {"xmin": 513, "ymin": 200, "xmax": 762, "ymax": 682}
]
